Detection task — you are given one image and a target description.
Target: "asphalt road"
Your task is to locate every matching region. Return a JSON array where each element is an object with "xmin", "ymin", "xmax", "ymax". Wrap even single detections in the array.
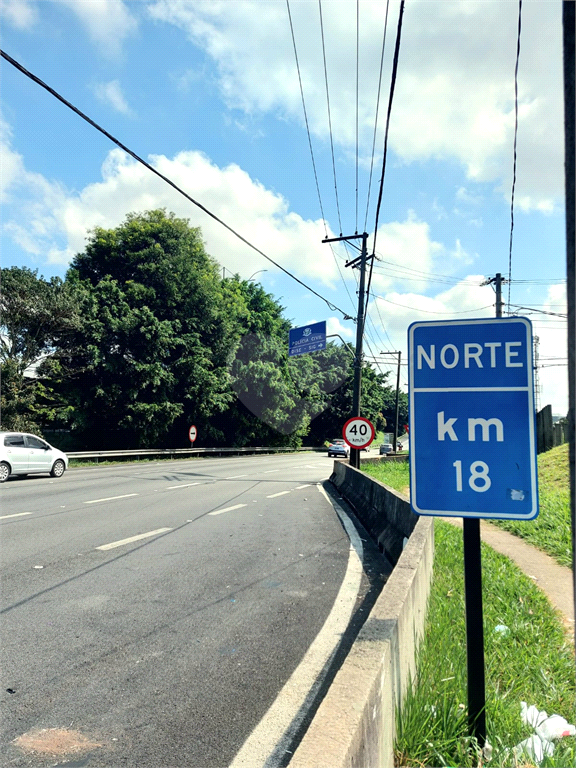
[{"xmin": 1, "ymin": 452, "xmax": 379, "ymax": 768}]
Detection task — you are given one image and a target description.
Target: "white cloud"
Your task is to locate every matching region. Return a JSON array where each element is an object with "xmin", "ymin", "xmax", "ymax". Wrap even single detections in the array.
[
  {"xmin": 326, "ymin": 316, "xmax": 354, "ymax": 340},
  {"xmin": 2, "ymin": 145, "xmax": 343, "ymax": 285},
  {"xmin": 51, "ymin": 0, "xmax": 137, "ymax": 57},
  {"xmin": 1, "ymin": 0, "xmax": 37, "ymax": 28},
  {"xmin": 147, "ymin": 0, "xmax": 562, "ymax": 211},
  {"xmin": 369, "ymin": 211, "xmax": 448, "ymax": 293},
  {"xmin": 94, "ymin": 80, "xmax": 134, "ymax": 116}
]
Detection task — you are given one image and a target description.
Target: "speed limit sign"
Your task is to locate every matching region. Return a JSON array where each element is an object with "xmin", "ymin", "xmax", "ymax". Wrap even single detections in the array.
[
  {"xmin": 342, "ymin": 417, "xmax": 375, "ymax": 449},
  {"xmin": 189, "ymin": 425, "xmax": 197, "ymax": 443}
]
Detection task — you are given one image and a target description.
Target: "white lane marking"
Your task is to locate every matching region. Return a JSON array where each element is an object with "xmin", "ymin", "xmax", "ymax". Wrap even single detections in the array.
[
  {"xmin": 264, "ymin": 469, "xmax": 279, "ymax": 474},
  {"xmin": 84, "ymin": 493, "xmax": 139, "ymax": 504},
  {"xmin": 295, "ymin": 485, "xmax": 311, "ymax": 490},
  {"xmin": 266, "ymin": 491, "xmax": 291, "ymax": 498},
  {"xmin": 226, "ymin": 474, "xmax": 248, "ymax": 479},
  {"xmin": 305, "ymin": 465, "xmax": 321, "ymax": 468},
  {"xmin": 0, "ymin": 512, "xmax": 32, "ymax": 520},
  {"xmin": 208, "ymin": 504, "xmax": 247, "ymax": 517},
  {"xmin": 166, "ymin": 482, "xmax": 201, "ymax": 489},
  {"xmin": 229, "ymin": 483, "xmax": 363, "ymax": 768},
  {"xmin": 96, "ymin": 527, "xmax": 172, "ymax": 550}
]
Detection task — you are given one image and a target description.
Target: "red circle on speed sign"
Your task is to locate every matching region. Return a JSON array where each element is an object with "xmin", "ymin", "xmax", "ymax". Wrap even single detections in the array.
[
  {"xmin": 189, "ymin": 425, "xmax": 197, "ymax": 443},
  {"xmin": 342, "ymin": 417, "xmax": 375, "ymax": 449}
]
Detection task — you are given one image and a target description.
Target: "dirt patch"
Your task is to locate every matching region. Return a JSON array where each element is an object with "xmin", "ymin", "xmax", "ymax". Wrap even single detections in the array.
[{"xmin": 13, "ymin": 727, "xmax": 102, "ymax": 758}]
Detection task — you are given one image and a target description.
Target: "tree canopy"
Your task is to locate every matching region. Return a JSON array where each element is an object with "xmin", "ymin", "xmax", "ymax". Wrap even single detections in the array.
[{"xmin": 1, "ymin": 210, "xmax": 408, "ymax": 449}]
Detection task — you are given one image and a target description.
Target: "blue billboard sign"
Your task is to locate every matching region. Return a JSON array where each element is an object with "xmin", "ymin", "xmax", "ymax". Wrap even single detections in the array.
[
  {"xmin": 289, "ymin": 321, "xmax": 327, "ymax": 357},
  {"xmin": 408, "ymin": 317, "xmax": 538, "ymax": 520}
]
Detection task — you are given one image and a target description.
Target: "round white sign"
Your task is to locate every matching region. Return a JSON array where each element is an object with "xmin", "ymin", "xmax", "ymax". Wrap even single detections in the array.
[
  {"xmin": 189, "ymin": 425, "xmax": 197, "ymax": 443},
  {"xmin": 342, "ymin": 417, "xmax": 375, "ymax": 449}
]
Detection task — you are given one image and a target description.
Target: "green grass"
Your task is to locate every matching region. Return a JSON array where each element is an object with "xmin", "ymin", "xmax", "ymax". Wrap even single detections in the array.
[
  {"xmin": 493, "ymin": 445, "xmax": 571, "ymax": 568},
  {"xmin": 394, "ymin": 520, "xmax": 576, "ymax": 767},
  {"xmin": 362, "ymin": 458, "xmax": 410, "ymax": 495},
  {"xmin": 362, "ymin": 445, "xmax": 571, "ymax": 568}
]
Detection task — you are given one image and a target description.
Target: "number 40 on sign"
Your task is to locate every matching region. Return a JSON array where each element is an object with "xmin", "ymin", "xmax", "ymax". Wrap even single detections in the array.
[{"xmin": 342, "ymin": 417, "xmax": 375, "ymax": 449}]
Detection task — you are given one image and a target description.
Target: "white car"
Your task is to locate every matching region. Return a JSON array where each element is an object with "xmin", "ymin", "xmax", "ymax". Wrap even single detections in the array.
[{"xmin": 0, "ymin": 432, "xmax": 68, "ymax": 483}]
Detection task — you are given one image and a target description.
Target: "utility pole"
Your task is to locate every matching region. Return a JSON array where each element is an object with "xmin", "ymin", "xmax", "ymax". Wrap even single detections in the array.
[
  {"xmin": 481, "ymin": 273, "xmax": 506, "ymax": 317},
  {"xmin": 322, "ymin": 232, "xmax": 371, "ymax": 468},
  {"xmin": 380, "ymin": 350, "xmax": 402, "ymax": 452}
]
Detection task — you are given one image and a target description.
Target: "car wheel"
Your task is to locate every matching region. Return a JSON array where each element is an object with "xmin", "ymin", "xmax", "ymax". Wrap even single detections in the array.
[
  {"xmin": 0, "ymin": 462, "xmax": 11, "ymax": 483},
  {"xmin": 50, "ymin": 459, "xmax": 66, "ymax": 478}
]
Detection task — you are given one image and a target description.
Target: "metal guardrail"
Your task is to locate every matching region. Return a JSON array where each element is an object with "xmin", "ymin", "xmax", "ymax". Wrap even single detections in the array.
[{"xmin": 67, "ymin": 446, "xmax": 326, "ymax": 462}]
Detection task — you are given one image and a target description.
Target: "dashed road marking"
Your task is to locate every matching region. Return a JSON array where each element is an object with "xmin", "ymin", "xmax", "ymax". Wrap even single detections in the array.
[
  {"xmin": 96, "ymin": 527, "xmax": 172, "ymax": 550},
  {"xmin": 226, "ymin": 474, "xmax": 248, "ymax": 479},
  {"xmin": 208, "ymin": 504, "xmax": 248, "ymax": 517},
  {"xmin": 267, "ymin": 491, "xmax": 291, "ymax": 498},
  {"xmin": 166, "ymin": 482, "xmax": 201, "ymax": 489},
  {"xmin": 295, "ymin": 485, "xmax": 311, "ymax": 490},
  {"xmin": 264, "ymin": 469, "xmax": 279, "ymax": 474},
  {"xmin": 84, "ymin": 493, "xmax": 139, "ymax": 504},
  {"xmin": 0, "ymin": 512, "xmax": 32, "ymax": 520}
]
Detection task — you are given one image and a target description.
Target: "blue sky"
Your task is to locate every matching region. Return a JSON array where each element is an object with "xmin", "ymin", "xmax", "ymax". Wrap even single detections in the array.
[{"xmin": 0, "ymin": 0, "xmax": 568, "ymax": 414}]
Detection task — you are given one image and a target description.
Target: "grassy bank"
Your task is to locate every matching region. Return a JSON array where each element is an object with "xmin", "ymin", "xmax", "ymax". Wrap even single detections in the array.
[
  {"xmin": 395, "ymin": 520, "xmax": 575, "ymax": 767},
  {"xmin": 362, "ymin": 445, "xmax": 571, "ymax": 568},
  {"xmin": 493, "ymin": 444, "xmax": 571, "ymax": 567}
]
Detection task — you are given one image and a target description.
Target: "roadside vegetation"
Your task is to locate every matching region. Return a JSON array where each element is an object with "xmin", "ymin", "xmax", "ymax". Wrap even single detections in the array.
[
  {"xmin": 362, "ymin": 450, "xmax": 574, "ymax": 765},
  {"xmin": 362, "ymin": 445, "xmax": 571, "ymax": 568},
  {"xmin": 394, "ymin": 520, "xmax": 575, "ymax": 767},
  {"xmin": 1, "ymin": 210, "xmax": 407, "ymax": 451},
  {"xmin": 493, "ymin": 444, "xmax": 571, "ymax": 567}
]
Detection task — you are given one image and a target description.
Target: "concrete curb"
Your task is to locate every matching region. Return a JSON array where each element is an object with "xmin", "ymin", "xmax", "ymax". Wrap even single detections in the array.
[{"xmin": 288, "ymin": 464, "xmax": 434, "ymax": 768}]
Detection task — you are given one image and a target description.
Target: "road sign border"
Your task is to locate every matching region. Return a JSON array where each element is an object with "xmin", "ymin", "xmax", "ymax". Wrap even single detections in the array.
[
  {"xmin": 408, "ymin": 316, "xmax": 538, "ymax": 520},
  {"xmin": 342, "ymin": 416, "xmax": 375, "ymax": 449},
  {"xmin": 189, "ymin": 424, "xmax": 197, "ymax": 443}
]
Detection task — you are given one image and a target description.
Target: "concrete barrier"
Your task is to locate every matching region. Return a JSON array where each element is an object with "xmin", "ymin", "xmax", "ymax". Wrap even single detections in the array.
[{"xmin": 288, "ymin": 463, "xmax": 434, "ymax": 768}]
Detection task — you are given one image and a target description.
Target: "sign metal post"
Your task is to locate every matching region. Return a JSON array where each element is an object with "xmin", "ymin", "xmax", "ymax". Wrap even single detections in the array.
[{"xmin": 408, "ymin": 316, "xmax": 538, "ymax": 747}]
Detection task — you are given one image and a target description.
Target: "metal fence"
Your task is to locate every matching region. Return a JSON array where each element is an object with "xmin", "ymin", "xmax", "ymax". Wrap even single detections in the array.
[
  {"xmin": 536, "ymin": 404, "xmax": 569, "ymax": 454},
  {"xmin": 67, "ymin": 446, "xmax": 326, "ymax": 463}
]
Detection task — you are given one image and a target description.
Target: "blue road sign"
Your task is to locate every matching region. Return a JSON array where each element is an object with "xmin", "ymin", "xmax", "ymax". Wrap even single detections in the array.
[
  {"xmin": 289, "ymin": 321, "xmax": 327, "ymax": 357},
  {"xmin": 408, "ymin": 317, "xmax": 538, "ymax": 520}
]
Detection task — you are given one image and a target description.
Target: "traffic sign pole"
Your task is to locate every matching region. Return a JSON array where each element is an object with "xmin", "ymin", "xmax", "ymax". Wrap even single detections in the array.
[{"xmin": 463, "ymin": 517, "xmax": 486, "ymax": 747}]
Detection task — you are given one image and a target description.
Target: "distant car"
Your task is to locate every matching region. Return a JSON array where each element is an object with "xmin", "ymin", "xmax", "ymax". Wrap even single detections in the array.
[
  {"xmin": 328, "ymin": 442, "xmax": 349, "ymax": 458},
  {"xmin": 0, "ymin": 432, "xmax": 68, "ymax": 482},
  {"xmin": 379, "ymin": 443, "xmax": 394, "ymax": 455},
  {"xmin": 331, "ymin": 439, "xmax": 346, "ymax": 445}
]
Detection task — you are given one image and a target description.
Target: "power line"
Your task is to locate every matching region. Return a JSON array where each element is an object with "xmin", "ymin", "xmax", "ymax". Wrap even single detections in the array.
[
  {"xmin": 286, "ymin": 1, "xmax": 358, "ymax": 320},
  {"xmin": 509, "ymin": 304, "xmax": 568, "ymax": 318},
  {"xmin": 318, "ymin": 0, "xmax": 343, "ymax": 234},
  {"xmin": 364, "ymin": 0, "xmax": 391, "ymax": 232},
  {"xmin": 286, "ymin": 0, "xmax": 328, "ymax": 238},
  {"xmin": 0, "ymin": 48, "xmax": 352, "ymax": 320},
  {"xmin": 372, "ymin": 295, "xmax": 495, "ymax": 315},
  {"xmin": 371, "ymin": 0, "xmax": 405, "ymax": 257},
  {"xmin": 355, "ymin": 0, "xmax": 359, "ymax": 234},
  {"xmin": 507, "ymin": 0, "xmax": 523, "ymax": 312},
  {"xmin": 364, "ymin": 0, "xmax": 405, "ymax": 344}
]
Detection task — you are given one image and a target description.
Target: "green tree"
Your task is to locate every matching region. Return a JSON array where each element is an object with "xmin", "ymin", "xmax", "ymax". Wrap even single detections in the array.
[
  {"xmin": 0, "ymin": 267, "xmax": 81, "ymax": 433},
  {"xmin": 57, "ymin": 210, "xmax": 244, "ymax": 447}
]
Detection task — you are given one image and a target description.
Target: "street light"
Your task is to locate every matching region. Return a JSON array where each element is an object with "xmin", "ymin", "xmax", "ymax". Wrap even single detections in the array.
[
  {"xmin": 247, "ymin": 270, "xmax": 268, "ymax": 281},
  {"xmin": 380, "ymin": 351, "xmax": 402, "ymax": 453}
]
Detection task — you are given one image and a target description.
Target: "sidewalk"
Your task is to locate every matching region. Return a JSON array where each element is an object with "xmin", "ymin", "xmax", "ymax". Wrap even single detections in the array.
[{"xmin": 442, "ymin": 516, "xmax": 575, "ymax": 639}]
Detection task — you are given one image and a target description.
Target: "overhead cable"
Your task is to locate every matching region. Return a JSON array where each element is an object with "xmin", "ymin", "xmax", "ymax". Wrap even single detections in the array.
[
  {"xmin": 364, "ymin": 0, "xmax": 391, "ymax": 232},
  {"xmin": 286, "ymin": 0, "xmax": 328, "ymax": 237},
  {"xmin": 318, "ymin": 0, "xmax": 343, "ymax": 234},
  {"xmin": 363, "ymin": 0, "xmax": 405, "ymax": 343},
  {"xmin": 371, "ymin": 0, "xmax": 405, "ymax": 257},
  {"xmin": 286, "ymin": 1, "xmax": 357, "ymax": 318},
  {"xmin": 0, "ymin": 49, "xmax": 352, "ymax": 320},
  {"xmin": 507, "ymin": 0, "xmax": 523, "ymax": 312}
]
